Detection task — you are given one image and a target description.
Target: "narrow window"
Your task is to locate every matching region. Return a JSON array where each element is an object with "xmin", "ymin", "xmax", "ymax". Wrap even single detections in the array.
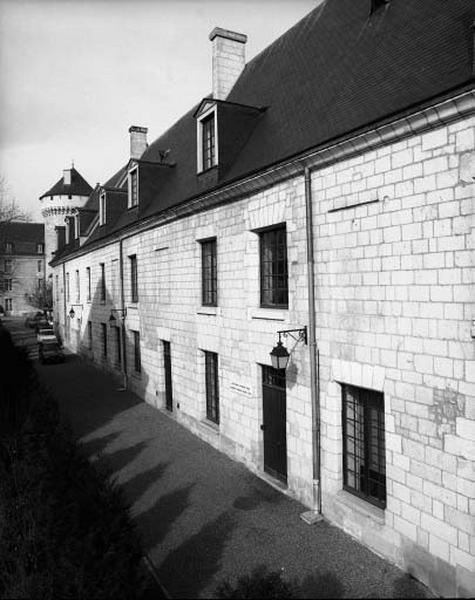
[
  {"xmin": 100, "ymin": 263, "xmax": 105, "ymax": 302},
  {"xmin": 204, "ymin": 351, "xmax": 219, "ymax": 424},
  {"xmin": 201, "ymin": 238, "xmax": 217, "ymax": 306},
  {"xmin": 66, "ymin": 272, "xmax": 70, "ymax": 303},
  {"xmin": 201, "ymin": 113, "xmax": 216, "ymax": 170},
  {"xmin": 129, "ymin": 169, "xmax": 138, "ymax": 207},
  {"xmin": 87, "ymin": 321, "xmax": 92, "ymax": 349},
  {"xmin": 75, "ymin": 269, "xmax": 80, "ymax": 302},
  {"xmin": 114, "ymin": 327, "xmax": 121, "ymax": 368},
  {"xmin": 86, "ymin": 267, "xmax": 91, "ymax": 301},
  {"xmin": 5, "ymin": 298, "xmax": 12, "ymax": 312},
  {"xmin": 130, "ymin": 255, "xmax": 138, "ymax": 303},
  {"xmin": 342, "ymin": 385, "xmax": 386, "ymax": 508},
  {"xmin": 133, "ymin": 330, "xmax": 141, "ymax": 373},
  {"xmin": 99, "ymin": 193, "xmax": 106, "ymax": 225},
  {"xmin": 259, "ymin": 225, "xmax": 288, "ymax": 308},
  {"xmin": 55, "ymin": 275, "xmax": 59, "ymax": 303},
  {"xmin": 37, "ymin": 260, "xmax": 42, "ymax": 273},
  {"xmin": 101, "ymin": 323, "xmax": 107, "ymax": 359},
  {"xmin": 5, "ymin": 279, "xmax": 12, "ymax": 292}
]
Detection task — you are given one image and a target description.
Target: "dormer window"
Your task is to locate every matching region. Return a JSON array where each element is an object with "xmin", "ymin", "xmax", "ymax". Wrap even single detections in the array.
[
  {"xmin": 128, "ymin": 168, "xmax": 138, "ymax": 208},
  {"xmin": 197, "ymin": 105, "xmax": 217, "ymax": 173},
  {"xmin": 99, "ymin": 193, "xmax": 106, "ymax": 225},
  {"xmin": 5, "ymin": 242, "xmax": 13, "ymax": 254},
  {"xmin": 36, "ymin": 243, "xmax": 44, "ymax": 254}
]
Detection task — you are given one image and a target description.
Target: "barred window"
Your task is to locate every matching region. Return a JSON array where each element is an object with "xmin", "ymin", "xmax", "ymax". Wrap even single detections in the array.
[
  {"xmin": 204, "ymin": 351, "xmax": 219, "ymax": 424},
  {"xmin": 259, "ymin": 225, "xmax": 288, "ymax": 308},
  {"xmin": 342, "ymin": 385, "xmax": 386, "ymax": 508},
  {"xmin": 201, "ymin": 114, "xmax": 216, "ymax": 171},
  {"xmin": 130, "ymin": 255, "xmax": 138, "ymax": 303},
  {"xmin": 133, "ymin": 330, "xmax": 141, "ymax": 373},
  {"xmin": 201, "ymin": 239, "xmax": 217, "ymax": 306},
  {"xmin": 100, "ymin": 263, "xmax": 105, "ymax": 302}
]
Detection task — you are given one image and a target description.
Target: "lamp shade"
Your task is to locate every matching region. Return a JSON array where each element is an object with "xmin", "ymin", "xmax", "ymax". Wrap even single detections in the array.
[
  {"xmin": 69, "ymin": 308, "xmax": 75, "ymax": 319},
  {"xmin": 270, "ymin": 340, "xmax": 290, "ymax": 370}
]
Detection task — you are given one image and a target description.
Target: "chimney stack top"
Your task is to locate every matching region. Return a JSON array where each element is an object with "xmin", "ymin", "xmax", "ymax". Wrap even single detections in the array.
[{"xmin": 209, "ymin": 27, "xmax": 247, "ymax": 44}]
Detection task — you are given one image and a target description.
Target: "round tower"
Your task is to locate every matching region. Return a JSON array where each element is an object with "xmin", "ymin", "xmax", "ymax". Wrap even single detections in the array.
[{"xmin": 39, "ymin": 166, "xmax": 93, "ymax": 276}]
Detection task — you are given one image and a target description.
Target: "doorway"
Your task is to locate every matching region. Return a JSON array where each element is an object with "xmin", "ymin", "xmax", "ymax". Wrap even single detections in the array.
[{"xmin": 262, "ymin": 365, "xmax": 287, "ymax": 483}]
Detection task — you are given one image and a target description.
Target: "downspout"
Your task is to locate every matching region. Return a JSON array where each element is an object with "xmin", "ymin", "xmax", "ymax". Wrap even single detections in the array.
[
  {"xmin": 302, "ymin": 166, "xmax": 322, "ymax": 520},
  {"xmin": 62, "ymin": 262, "xmax": 67, "ymax": 345},
  {"xmin": 119, "ymin": 238, "xmax": 128, "ymax": 389}
]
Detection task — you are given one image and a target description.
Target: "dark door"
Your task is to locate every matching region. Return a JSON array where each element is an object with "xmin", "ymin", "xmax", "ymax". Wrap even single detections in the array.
[
  {"xmin": 163, "ymin": 341, "xmax": 173, "ymax": 411},
  {"xmin": 262, "ymin": 365, "xmax": 287, "ymax": 483}
]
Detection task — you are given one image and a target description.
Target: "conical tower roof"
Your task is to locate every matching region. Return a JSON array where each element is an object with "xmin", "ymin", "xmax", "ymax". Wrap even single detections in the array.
[{"xmin": 39, "ymin": 167, "xmax": 93, "ymax": 199}]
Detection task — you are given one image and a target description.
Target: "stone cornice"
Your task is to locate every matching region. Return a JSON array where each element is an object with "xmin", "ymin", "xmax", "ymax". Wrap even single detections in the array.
[{"xmin": 51, "ymin": 87, "xmax": 474, "ymax": 266}]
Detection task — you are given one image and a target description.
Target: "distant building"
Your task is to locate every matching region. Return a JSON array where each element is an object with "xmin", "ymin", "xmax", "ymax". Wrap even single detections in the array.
[
  {"xmin": 0, "ymin": 222, "xmax": 45, "ymax": 315},
  {"xmin": 47, "ymin": 1, "xmax": 474, "ymax": 597}
]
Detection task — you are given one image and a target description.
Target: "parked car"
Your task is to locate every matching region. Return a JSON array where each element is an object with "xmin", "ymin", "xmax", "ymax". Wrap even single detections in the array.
[
  {"xmin": 37, "ymin": 327, "xmax": 57, "ymax": 344},
  {"xmin": 24, "ymin": 311, "xmax": 44, "ymax": 328},
  {"xmin": 34, "ymin": 319, "xmax": 51, "ymax": 333},
  {"xmin": 38, "ymin": 340, "xmax": 64, "ymax": 364}
]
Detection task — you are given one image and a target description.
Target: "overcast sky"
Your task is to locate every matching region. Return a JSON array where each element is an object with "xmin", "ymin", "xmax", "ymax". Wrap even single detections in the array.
[{"xmin": 0, "ymin": 0, "xmax": 317, "ymax": 220}]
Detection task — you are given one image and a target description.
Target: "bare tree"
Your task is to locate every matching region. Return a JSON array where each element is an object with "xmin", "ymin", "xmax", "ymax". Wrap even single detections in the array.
[{"xmin": 24, "ymin": 280, "xmax": 53, "ymax": 311}]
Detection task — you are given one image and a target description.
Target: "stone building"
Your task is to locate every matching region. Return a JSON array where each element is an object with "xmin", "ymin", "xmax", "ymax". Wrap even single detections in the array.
[
  {"xmin": 48, "ymin": 1, "xmax": 474, "ymax": 597},
  {"xmin": 0, "ymin": 222, "xmax": 45, "ymax": 315}
]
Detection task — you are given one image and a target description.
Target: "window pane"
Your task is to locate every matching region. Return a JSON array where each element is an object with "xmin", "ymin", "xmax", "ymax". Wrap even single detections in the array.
[{"xmin": 259, "ymin": 226, "xmax": 288, "ymax": 308}]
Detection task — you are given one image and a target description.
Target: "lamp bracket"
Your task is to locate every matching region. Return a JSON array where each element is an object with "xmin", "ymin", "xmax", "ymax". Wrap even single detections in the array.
[{"xmin": 277, "ymin": 326, "xmax": 307, "ymax": 345}]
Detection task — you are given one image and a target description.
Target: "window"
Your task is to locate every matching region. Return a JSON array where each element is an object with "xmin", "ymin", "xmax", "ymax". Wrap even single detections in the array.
[
  {"xmin": 55, "ymin": 275, "xmax": 59, "ymax": 303},
  {"xmin": 37, "ymin": 243, "xmax": 44, "ymax": 254},
  {"xmin": 201, "ymin": 239, "xmax": 217, "ymax": 306},
  {"xmin": 114, "ymin": 327, "xmax": 121, "ymax": 368},
  {"xmin": 99, "ymin": 193, "xmax": 106, "ymax": 226},
  {"xmin": 4, "ymin": 279, "xmax": 12, "ymax": 292},
  {"xmin": 4, "ymin": 259, "xmax": 12, "ymax": 273},
  {"xmin": 100, "ymin": 263, "xmax": 105, "ymax": 302},
  {"xmin": 133, "ymin": 330, "xmax": 141, "ymax": 373},
  {"xmin": 37, "ymin": 260, "xmax": 42, "ymax": 273},
  {"xmin": 129, "ymin": 255, "xmax": 138, "ymax": 303},
  {"xmin": 87, "ymin": 321, "xmax": 92, "ymax": 349},
  {"xmin": 201, "ymin": 113, "xmax": 216, "ymax": 171},
  {"xmin": 129, "ymin": 169, "xmax": 138, "ymax": 208},
  {"xmin": 204, "ymin": 351, "xmax": 219, "ymax": 424},
  {"xmin": 66, "ymin": 272, "xmax": 70, "ymax": 302},
  {"xmin": 5, "ymin": 242, "xmax": 13, "ymax": 254},
  {"xmin": 75, "ymin": 270, "xmax": 80, "ymax": 302},
  {"xmin": 101, "ymin": 323, "xmax": 107, "ymax": 359},
  {"xmin": 259, "ymin": 225, "xmax": 288, "ymax": 308},
  {"xmin": 5, "ymin": 298, "xmax": 12, "ymax": 312},
  {"xmin": 342, "ymin": 385, "xmax": 386, "ymax": 508},
  {"xmin": 86, "ymin": 267, "xmax": 91, "ymax": 301}
]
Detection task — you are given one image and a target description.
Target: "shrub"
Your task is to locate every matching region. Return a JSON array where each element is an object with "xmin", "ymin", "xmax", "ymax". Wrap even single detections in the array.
[
  {"xmin": 0, "ymin": 330, "xmax": 149, "ymax": 599},
  {"xmin": 215, "ymin": 566, "xmax": 297, "ymax": 599}
]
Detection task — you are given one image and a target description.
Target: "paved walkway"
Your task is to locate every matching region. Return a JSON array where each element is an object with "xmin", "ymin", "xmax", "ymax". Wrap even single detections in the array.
[{"xmin": 38, "ymin": 355, "xmax": 432, "ymax": 599}]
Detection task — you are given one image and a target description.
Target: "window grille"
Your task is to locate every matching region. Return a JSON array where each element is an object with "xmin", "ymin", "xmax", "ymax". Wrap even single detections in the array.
[
  {"xmin": 204, "ymin": 351, "xmax": 219, "ymax": 424},
  {"xmin": 201, "ymin": 239, "xmax": 217, "ymax": 306},
  {"xmin": 342, "ymin": 384, "xmax": 386, "ymax": 508},
  {"xmin": 259, "ymin": 225, "xmax": 288, "ymax": 308}
]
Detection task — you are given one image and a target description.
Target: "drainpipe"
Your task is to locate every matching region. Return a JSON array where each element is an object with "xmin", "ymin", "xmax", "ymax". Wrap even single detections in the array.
[
  {"xmin": 302, "ymin": 165, "xmax": 322, "ymax": 522},
  {"xmin": 62, "ymin": 262, "xmax": 67, "ymax": 345},
  {"xmin": 119, "ymin": 238, "xmax": 128, "ymax": 389}
]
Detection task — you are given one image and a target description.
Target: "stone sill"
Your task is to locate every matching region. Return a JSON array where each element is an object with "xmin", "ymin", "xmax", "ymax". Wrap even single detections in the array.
[
  {"xmin": 197, "ymin": 306, "xmax": 221, "ymax": 317},
  {"xmin": 200, "ymin": 418, "xmax": 220, "ymax": 433},
  {"xmin": 335, "ymin": 490, "xmax": 385, "ymax": 525},
  {"xmin": 249, "ymin": 307, "xmax": 288, "ymax": 322}
]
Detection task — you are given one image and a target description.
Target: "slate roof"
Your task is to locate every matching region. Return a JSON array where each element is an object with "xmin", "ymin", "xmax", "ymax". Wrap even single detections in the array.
[
  {"xmin": 40, "ymin": 167, "xmax": 93, "ymax": 199},
  {"xmin": 52, "ymin": 0, "xmax": 474, "ymax": 260},
  {"xmin": 0, "ymin": 222, "xmax": 44, "ymax": 256}
]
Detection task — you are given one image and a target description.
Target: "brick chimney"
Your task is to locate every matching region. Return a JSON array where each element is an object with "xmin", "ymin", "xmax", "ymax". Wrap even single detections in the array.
[
  {"xmin": 209, "ymin": 27, "xmax": 247, "ymax": 100},
  {"xmin": 129, "ymin": 126, "xmax": 148, "ymax": 159}
]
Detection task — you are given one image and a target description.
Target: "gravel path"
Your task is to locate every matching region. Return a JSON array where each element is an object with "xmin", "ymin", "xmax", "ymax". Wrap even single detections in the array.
[{"xmin": 38, "ymin": 354, "xmax": 433, "ymax": 599}]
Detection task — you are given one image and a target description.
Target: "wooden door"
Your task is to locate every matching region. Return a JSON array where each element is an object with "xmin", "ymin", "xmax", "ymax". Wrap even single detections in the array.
[{"xmin": 262, "ymin": 365, "xmax": 287, "ymax": 483}]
